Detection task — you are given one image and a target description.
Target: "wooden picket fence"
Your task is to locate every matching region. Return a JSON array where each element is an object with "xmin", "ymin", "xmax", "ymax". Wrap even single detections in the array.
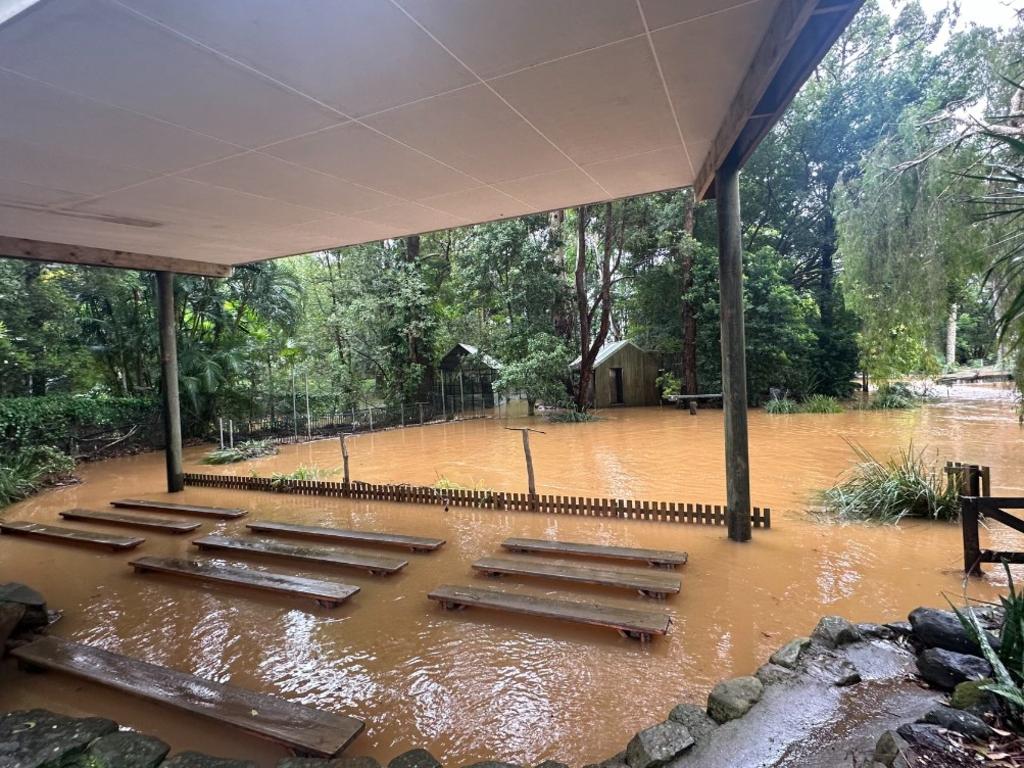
[{"xmin": 182, "ymin": 472, "xmax": 771, "ymax": 528}]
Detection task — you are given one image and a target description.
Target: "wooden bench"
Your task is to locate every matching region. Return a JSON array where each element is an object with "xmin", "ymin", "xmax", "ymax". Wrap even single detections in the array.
[
  {"xmin": 246, "ymin": 520, "xmax": 444, "ymax": 552},
  {"xmin": 61, "ymin": 509, "xmax": 201, "ymax": 534},
  {"xmin": 428, "ymin": 584, "xmax": 671, "ymax": 642},
  {"xmin": 664, "ymin": 393, "xmax": 722, "ymax": 415},
  {"xmin": 0, "ymin": 521, "xmax": 143, "ymax": 551},
  {"xmin": 472, "ymin": 556, "xmax": 681, "ymax": 598},
  {"xmin": 192, "ymin": 535, "xmax": 408, "ymax": 575},
  {"xmin": 111, "ymin": 499, "xmax": 246, "ymax": 519},
  {"xmin": 131, "ymin": 557, "xmax": 360, "ymax": 608},
  {"xmin": 11, "ymin": 636, "xmax": 363, "ymax": 757},
  {"xmin": 501, "ymin": 538, "xmax": 688, "ymax": 569}
]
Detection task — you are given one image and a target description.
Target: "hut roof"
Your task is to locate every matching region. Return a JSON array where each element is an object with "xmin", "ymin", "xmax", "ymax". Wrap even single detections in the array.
[
  {"xmin": 441, "ymin": 343, "xmax": 502, "ymax": 372},
  {"xmin": 569, "ymin": 339, "xmax": 647, "ymax": 370}
]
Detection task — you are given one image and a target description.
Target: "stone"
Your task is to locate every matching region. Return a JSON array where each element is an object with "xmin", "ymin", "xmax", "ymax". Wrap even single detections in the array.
[
  {"xmin": 0, "ymin": 583, "xmax": 49, "ymax": 631},
  {"xmin": 950, "ymin": 678, "xmax": 1000, "ymax": 714},
  {"xmin": 769, "ymin": 637, "xmax": 810, "ymax": 669},
  {"xmin": 0, "ymin": 708, "xmax": 117, "ymax": 768},
  {"xmin": 916, "ymin": 648, "xmax": 991, "ymax": 691},
  {"xmin": 811, "ymin": 616, "xmax": 862, "ymax": 648},
  {"xmin": 278, "ymin": 759, "xmax": 380, "ymax": 768},
  {"xmin": 625, "ymin": 721, "xmax": 694, "ymax": 768},
  {"xmin": 389, "ymin": 750, "xmax": 442, "ymax": 768},
  {"xmin": 921, "ymin": 705, "xmax": 992, "ymax": 741},
  {"xmin": 895, "ymin": 723, "xmax": 951, "ymax": 753},
  {"xmin": 755, "ymin": 662, "xmax": 795, "ymax": 686},
  {"xmin": 799, "ymin": 646, "xmax": 861, "ymax": 687},
  {"xmin": 82, "ymin": 732, "xmax": 170, "ymax": 768},
  {"xmin": 462, "ymin": 763, "xmax": 520, "ymax": 768},
  {"xmin": 666, "ymin": 703, "xmax": 717, "ymax": 746},
  {"xmin": 883, "ymin": 621, "xmax": 913, "ymax": 641},
  {"xmin": 162, "ymin": 754, "xmax": 259, "ymax": 768},
  {"xmin": 533, "ymin": 762, "xmax": 569, "ymax": 768},
  {"xmin": 0, "ymin": 602, "xmax": 26, "ymax": 648},
  {"xmin": 706, "ymin": 676, "xmax": 763, "ymax": 723},
  {"xmin": 908, "ymin": 607, "xmax": 998, "ymax": 655},
  {"xmin": 872, "ymin": 730, "xmax": 910, "ymax": 766},
  {"xmin": 857, "ymin": 623, "xmax": 896, "ymax": 641}
]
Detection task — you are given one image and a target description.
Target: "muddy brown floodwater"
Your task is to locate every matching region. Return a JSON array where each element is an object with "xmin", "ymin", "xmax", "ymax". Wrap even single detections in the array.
[{"xmin": 1, "ymin": 386, "xmax": 1022, "ymax": 766}]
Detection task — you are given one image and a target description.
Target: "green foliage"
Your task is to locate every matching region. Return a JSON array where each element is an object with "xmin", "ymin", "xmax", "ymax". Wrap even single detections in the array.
[
  {"xmin": 764, "ymin": 395, "xmax": 799, "ymax": 415},
  {"xmin": 869, "ymin": 382, "xmax": 918, "ymax": 410},
  {"xmin": 817, "ymin": 442, "xmax": 960, "ymax": 523},
  {"xmin": 801, "ymin": 394, "xmax": 843, "ymax": 414},
  {"xmin": 202, "ymin": 439, "xmax": 278, "ymax": 465},
  {"xmin": 433, "ymin": 475, "xmax": 492, "ymax": 492},
  {"xmin": 0, "ymin": 445, "xmax": 75, "ymax": 508},
  {"xmin": 270, "ymin": 465, "xmax": 337, "ymax": 485},
  {"xmin": 655, "ymin": 372, "xmax": 681, "ymax": 397},
  {"xmin": 492, "ymin": 333, "xmax": 570, "ymax": 409},
  {"xmin": 0, "ymin": 394, "xmax": 157, "ymax": 455}
]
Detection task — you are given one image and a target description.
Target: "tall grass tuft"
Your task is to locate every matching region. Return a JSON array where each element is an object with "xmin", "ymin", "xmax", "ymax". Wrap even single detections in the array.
[
  {"xmin": 765, "ymin": 395, "xmax": 799, "ymax": 414},
  {"xmin": 869, "ymin": 382, "xmax": 917, "ymax": 410},
  {"xmin": 800, "ymin": 394, "xmax": 843, "ymax": 413},
  {"xmin": 203, "ymin": 439, "xmax": 278, "ymax": 464},
  {"xmin": 817, "ymin": 442, "xmax": 960, "ymax": 522},
  {"xmin": 545, "ymin": 408, "xmax": 599, "ymax": 423},
  {"xmin": 0, "ymin": 446, "xmax": 75, "ymax": 508}
]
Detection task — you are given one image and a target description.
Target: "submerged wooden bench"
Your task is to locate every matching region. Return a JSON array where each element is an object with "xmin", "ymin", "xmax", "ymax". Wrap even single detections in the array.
[
  {"xmin": 11, "ymin": 636, "xmax": 363, "ymax": 757},
  {"xmin": 0, "ymin": 521, "xmax": 143, "ymax": 551},
  {"xmin": 247, "ymin": 520, "xmax": 445, "ymax": 552},
  {"xmin": 428, "ymin": 584, "xmax": 671, "ymax": 642},
  {"xmin": 131, "ymin": 557, "xmax": 360, "ymax": 608},
  {"xmin": 192, "ymin": 534, "xmax": 408, "ymax": 575},
  {"xmin": 472, "ymin": 556, "xmax": 681, "ymax": 598},
  {"xmin": 111, "ymin": 499, "xmax": 246, "ymax": 519},
  {"xmin": 61, "ymin": 509, "xmax": 201, "ymax": 534},
  {"xmin": 502, "ymin": 537, "xmax": 688, "ymax": 569}
]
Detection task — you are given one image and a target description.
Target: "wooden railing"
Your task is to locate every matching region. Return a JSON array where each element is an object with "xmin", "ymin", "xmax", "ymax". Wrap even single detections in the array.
[
  {"xmin": 950, "ymin": 462, "xmax": 1024, "ymax": 576},
  {"xmin": 182, "ymin": 472, "xmax": 771, "ymax": 528}
]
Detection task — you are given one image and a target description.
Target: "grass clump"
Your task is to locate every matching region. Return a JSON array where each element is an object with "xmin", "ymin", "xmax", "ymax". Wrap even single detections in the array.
[
  {"xmin": 0, "ymin": 446, "xmax": 76, "ymax": 508},
  {"xmin": 817, "ymin": 442, "xmax": 960, "ymax": 523},
  {"xmin": 800, "ymin": 394, "xmax": 844, "ymax": 413},
  {"xmin": 764, "ymin": 395, "xmax": 799, "ymax": 414},
  {"xmin": 433, "ymin": 474, "xmax": 492, "ymax": 492},
  {"xmin": 270, "ymin": 464, "xmax": 336, "ymax": 484},
  {"xmin": 868, "ymin": 382, "xmax": 917, "ymax": 410},
  {"xmin": 203, "ymin": 439, "xmax": 278, "ymax": 464},
  {"xmin": 545, "ymin": 408, "xmax": 599, "ymax": 423}
]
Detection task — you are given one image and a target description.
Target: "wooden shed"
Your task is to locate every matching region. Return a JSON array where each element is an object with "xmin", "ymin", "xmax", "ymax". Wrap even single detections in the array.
[
  {"xmin": 571, "ymin": 340, "xmax": 660, "ymax": 408},
  {"xmin": 437, "ymin": 343, "xmax": 500, "ymax": 409}
]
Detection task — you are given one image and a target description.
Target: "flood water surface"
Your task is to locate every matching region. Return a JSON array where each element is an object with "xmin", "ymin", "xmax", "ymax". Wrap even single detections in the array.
[{"xmin": 1, "ymin": 386, "xmax": 1022, "ymax": 766}]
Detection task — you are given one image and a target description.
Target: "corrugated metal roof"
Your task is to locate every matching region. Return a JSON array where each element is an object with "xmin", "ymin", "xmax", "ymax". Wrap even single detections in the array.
[{"xmin": 569, "ymin": 338, "xmax": 645, "ymax": 369}]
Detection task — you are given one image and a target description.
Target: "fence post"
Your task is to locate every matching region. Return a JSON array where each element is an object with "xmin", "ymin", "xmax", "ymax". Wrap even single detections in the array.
[
  {"xmin": 340, "ymin": 434, "xmax": 351, "ymax": 489},
  {"xmin": 961, "ymin": 495, "xmax": 983, "ymax": 576},
  {"xmin": 219, "ymin": 418, "xmax": 224, "ymax": 449},
  {"xmin": 229, "ymin": 419, "xmax": 234, "ymax": 448},
  {"xmin": 368, "ymin": 407, "xmax": 374, "ymax": 432},
  {"xmin": 419, "ymin": 403, "xmax": 424, "ymax": 425},
  {"xmin": 400, "ymin": 403, "xmax": 405, "ymax": 428}
]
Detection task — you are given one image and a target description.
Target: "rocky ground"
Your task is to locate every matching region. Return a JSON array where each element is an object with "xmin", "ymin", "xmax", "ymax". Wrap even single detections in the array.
[{"xmin": 1, "ymin": 580, "xmax": 1021, "ymax": 768}]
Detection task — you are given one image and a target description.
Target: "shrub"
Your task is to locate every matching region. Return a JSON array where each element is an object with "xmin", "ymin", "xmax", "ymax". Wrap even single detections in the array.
[
  {"xmin": 656, "ymin": 372, "xmax": 681, "ymax": 397},
  {"xmin": 270, "ymin": 465, "xmax": 337, "ymax": 486},
  {"xmin": 0, "ymin": 445, "xmax": 75, "ymax": 508},
  {"xmin": 817, "ymin": 442, "xmax": 960, "ymax": 523},
  {"xmin": 0, "ymin": 394, "xmax": 158, "ymax": 455},
  {"xmin": 545, "ymin": 409, "xmax": 599, "ymax": 423},
  {"xmin": 869, "ymin": 382, "xmax": 917, "ymax": 410},
  {"xmin": 202, "ymin": 439, "xmax": 278, "ymax": 465},
  {"xmin": 800, "ymin": 394, "xmax": 843, "ymax": 413},
  {"xmin": 765, "ymin": 395, "xmax": 798, "ymax": 414}
]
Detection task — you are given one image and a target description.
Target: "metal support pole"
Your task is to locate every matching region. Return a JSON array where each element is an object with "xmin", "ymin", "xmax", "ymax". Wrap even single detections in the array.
[
  {"xmin": 400, "ymin": 403, "xmax": 405, "ymax": 427},
  {"xmin": 716, "ymin": 161, "xmax": 751, "ymax": 542},
  {"xmin": 155, "ymin": 271, "xmax": 184, "ymax": 492},
  {"xmin": 304, "ymin": 371, "xmax": 311, "ymax": 439},
  {"xmin": 459, "ymin": 371, "xmax": 465, "ymax": 419},
  {"xmin": 441, "ymin": 376, "xmax": 447, "ymax": 420},
  {"xmin": 368, "ymin": 406, "xmax": 373, "ymax": 432},
  {"xmin": 219, "ymin": 418, "xmax": 224, "ymax": 449},
  {"xmin": 419, "ymin": 402, "xmax": 424, "ymax": 424},
  {"xmin": 229, "ymin": 419, "xmax": 234, "ymax": 448}
]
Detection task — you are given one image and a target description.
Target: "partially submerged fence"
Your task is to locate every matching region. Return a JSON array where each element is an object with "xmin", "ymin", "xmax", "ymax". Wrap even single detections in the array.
[
  {"xmin": 951, "ymin": 462, "xmax": 1024, "ymax": 576},
  {"xmin": 182, "ymin": 472, "xmax": 772, "ymax": 528}
]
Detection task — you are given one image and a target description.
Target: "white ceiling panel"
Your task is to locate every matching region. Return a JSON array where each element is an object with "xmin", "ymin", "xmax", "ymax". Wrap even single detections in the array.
[{"xmin": 0, "ymin": 0, "xmax": 846, "ymax": 268}]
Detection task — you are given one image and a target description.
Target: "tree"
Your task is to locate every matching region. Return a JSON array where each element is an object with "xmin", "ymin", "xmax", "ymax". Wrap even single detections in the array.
[{"xmin": 492, "ymin": 334, "xmax": 570, "ymax": 414}]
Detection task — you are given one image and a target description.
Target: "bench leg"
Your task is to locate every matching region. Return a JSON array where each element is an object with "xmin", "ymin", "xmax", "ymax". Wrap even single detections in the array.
[
  {"xmin": 648, "ymin": 561, "xmax": 675, "ymax": 570},
  {"xmin": 638, "ymin": 590, "xmax": 666, "ymax": 600},
  {"xmin": 439, "ymin": 600, "xmax": 466, "ymax": 611},
  {"xmin": 315, "ymin": 599, "xmax": 341, "ymax": 609},
  {"xmin": 618, "ymin": 629, "xmax": 654, "ymax": 643}
]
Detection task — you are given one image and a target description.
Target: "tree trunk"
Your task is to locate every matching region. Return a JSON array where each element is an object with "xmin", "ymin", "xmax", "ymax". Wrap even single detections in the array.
[
  {"xmin": 680, "ymin": 192, "xmax": 698, "ymax": 396},
  {"xmin": 945, "ymin": 302, "xmax": 958, "ymax": 367},
  {"xmin": 573, "ymin": 204, "xmax": 614, "ymax": 411},
  {"xmin": 404, "ymin": 235, "xmax": 434, "ymax": 402}
]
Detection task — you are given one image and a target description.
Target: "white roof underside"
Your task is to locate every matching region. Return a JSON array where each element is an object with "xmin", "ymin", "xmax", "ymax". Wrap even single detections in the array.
[{"xmin": 0, "ymin": 0, "xmax": 786, "ymax": 266}]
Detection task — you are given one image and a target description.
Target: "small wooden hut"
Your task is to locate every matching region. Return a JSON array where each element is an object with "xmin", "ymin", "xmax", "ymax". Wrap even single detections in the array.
[
  {"xmin": 571, "ymin": 340, "xmax": 660, "ymax": 408},
  {"xmin": 437, "ymin": 343, "xmax": 501, "ymax": 410}
]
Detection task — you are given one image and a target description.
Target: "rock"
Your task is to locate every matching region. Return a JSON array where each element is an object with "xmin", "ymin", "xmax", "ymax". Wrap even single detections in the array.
[
  {"xmin": 625, "ymin": 721, "xmax": 694, "ymax": 768},
  {"xmin": 872, "ymin": 730, "xmax": 910, "ymax": 766},
  {"xmin": 799, "ymin": 646, "xmax": 861, "ymax": 686},
  {"xmin": 950, "ymin": 679, "xmax": 1001, "ymax": 715},
  {"xmin": 0, "ymin": 708, "xmax": 117, "ymax": 768},
  {"xmin": 533, "ymin": 762, "xmax": 569, "ymax": 768},
  {"xmin": 462, "ymin": 763, "xmax": 520, "ymax": 768},
  {"xmin": 921, "ymin": 705, "xmax": 992, "ymax": 741},
  {"xmin": 666, "ymin": 703, "xmax": 717, "ymax": 745},
  {"xmin": 769, "ymin": 637, "xmax": 810, "ymax": 669},
  {"xmin": 883, "ymin": 621, "xmax": 913, "ymax": 641},
  {"xmin": 389, "ymin": 750, "xmax": 443, "ymax": 768},
  {"xmin": 811, "ymin": 616, "xmax": 862, "ymax": 648},
  {"xmin": 908, "ymin": 608, "xmax": 997, "ymax": 655},
  {"xmin": 755, "ymin": 662, "xmax": 795, "ymax": 686},
  {"xmin": 857, "ymin": 623, "xmax": 896, "ymax": 641},
  {"xmin": 278, "ymin": 759, "xmax": 380, "ymax": 768},
  {"xmin": 0, "ymin": 602, "xmax": 26, "ymax": 648},
  {"xmin": 162, "ymin": 754, "xmax": 259, "ymax": 768},
  {"xmin": 895, "ymin": 723, "xmax": 951, "ymax": 753},
  {"xmin": 83, "ymin": 732, "xmax": 170, "ymax": 768},
  {"xmin": 0, "ymin": 583, "xmax": 49, "ymax": 631},
  {"xmin": 916, "ymin": 648, "xmax": 991, "ymax": 691},
  {"xmin": 707, "ymin": 676, "xmax": 763, "ymax": 723}
]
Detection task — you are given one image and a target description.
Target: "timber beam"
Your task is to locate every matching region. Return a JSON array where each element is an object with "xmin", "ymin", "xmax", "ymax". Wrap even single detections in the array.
[{"xmin": 0, "ymin": 235, "xmax": 234, "ymax": 278}]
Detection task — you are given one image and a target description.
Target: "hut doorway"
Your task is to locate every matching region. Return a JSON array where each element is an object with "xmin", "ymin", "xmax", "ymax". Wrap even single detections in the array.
[{"xmin": 611, "ymin": 368, "xmax": 624, "ymax": 405}]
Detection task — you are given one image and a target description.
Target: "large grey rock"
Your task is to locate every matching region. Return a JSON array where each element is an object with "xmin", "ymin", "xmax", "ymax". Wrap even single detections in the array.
[
  {"xmin": 0, "ymin": 602, "xmax": 26, "ymax": 648},
  {"xmin": 666, "ymin": 703, "xmax": 717, "ymax": 745},
  {"xmin": 81, "ymin": 732, "xmax": 170, "ymax": 768},
  {"xmin": 0, "ymin": 708, "xmax": 117, "ymax": 768},
  {"xmin": 706, "ymin": 676, "xmax": 763, "ymax": 723},
  {"xmin": 625, "ymin": 721, "xmax": 694, "ymax": 768},
  {"xmin": 162, "ymin": 753, "xmax": 259, "ymax": 768},
  {"xmin": 883, "ymin": 621, "xmax": 913, "ymax": 641},
  {"xmin": 389, "ymin": 750, "xmax": 442, "ymax": 768},
  {"xmin": 278, "ymin": 759, "xmax": 379, "ymax": 768},
  {"xmin": 873, "ymin": 729, "xmax": 910, "ymax": 766},
  {"xmin": 921, "ymin": 705, "xmax": 992, "ymax": 741},
  {"xmin": 908, "ymin": 608, "xmax": 997, "ymax": 655},
  {"xmin": 0, "ymin": 583, "xmax": 48, "ymax": 631},
  {"xmin": 533, "ymin": 761, "xmax": 569, "ymax": 768},
  {"xmin": 769, "ymin": 637, "xmax": 810, "ymax": 669},
  {"xmin": 916, "ymin": 648, "xmax": 991, "ymax": 691},
  {"xmin": 755, "ymin": 662, "xmax": 795, "ymax": 686},
  {"xmin": 811, "ymin": 616, "xmax": 862, "ymax": 648},
  {"xmin": 462, "ymin": 762, "xmax": 520, "ymax": 768},
  {"xmin": 798, "ymin": 646, "xmax": 861, "ymax": 686},
  {"xmin": 857, "ymin": 623, "xmax": 897, "ymax": 641},
  {"xmin": 895, "ymin": 723, "xmax": 951, "ymax": 753}
]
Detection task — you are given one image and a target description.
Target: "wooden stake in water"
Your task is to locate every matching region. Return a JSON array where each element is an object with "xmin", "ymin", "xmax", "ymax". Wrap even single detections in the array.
[
  {"xmin": 505, "ymin": 427, "xmax": 544, "ymax": 502},
  {"xmin": 340, "ymin": 434, "xmax": 351, "ymax": 487}
]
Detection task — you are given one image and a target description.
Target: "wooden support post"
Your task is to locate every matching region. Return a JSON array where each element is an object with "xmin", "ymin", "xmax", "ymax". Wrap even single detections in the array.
[
  {"xmin": 229, "ymin": 419, "xmax": 234, "ymax": 449},
  {"xmin": 506, "ymin": 427, "xmax": 542, "ymax": 509},
  {"xmin": 340, "ymin": 434, "xmax": 351, "ymax": 488},
  {"xmin": 219, "ymin": 418, "xmax": 224, "ymax": 449},
  {"xmin": 419, "ymin": 403, "xmax": 424, "ymax": 425},
  {"xmin": 962, "ymin": 496, "xmax": 983, "ymax": 577},
  {"xmin": 688, "ymin": 400, "xmax": 698, "ymax": 416},
  {"xmin": 400, "ymin": 403, "xmax": 405, "ymax": 428},
  {"xmin": 459, "ymin": 371, "xmax": 466, "ymax": 418},
  {"xmin": 156, "ymin": 271, "xmax": 184, "ymax": 493},
  {"xmin": 716, "ymin": 161, "xmax": 752, "ymax": 542}
]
